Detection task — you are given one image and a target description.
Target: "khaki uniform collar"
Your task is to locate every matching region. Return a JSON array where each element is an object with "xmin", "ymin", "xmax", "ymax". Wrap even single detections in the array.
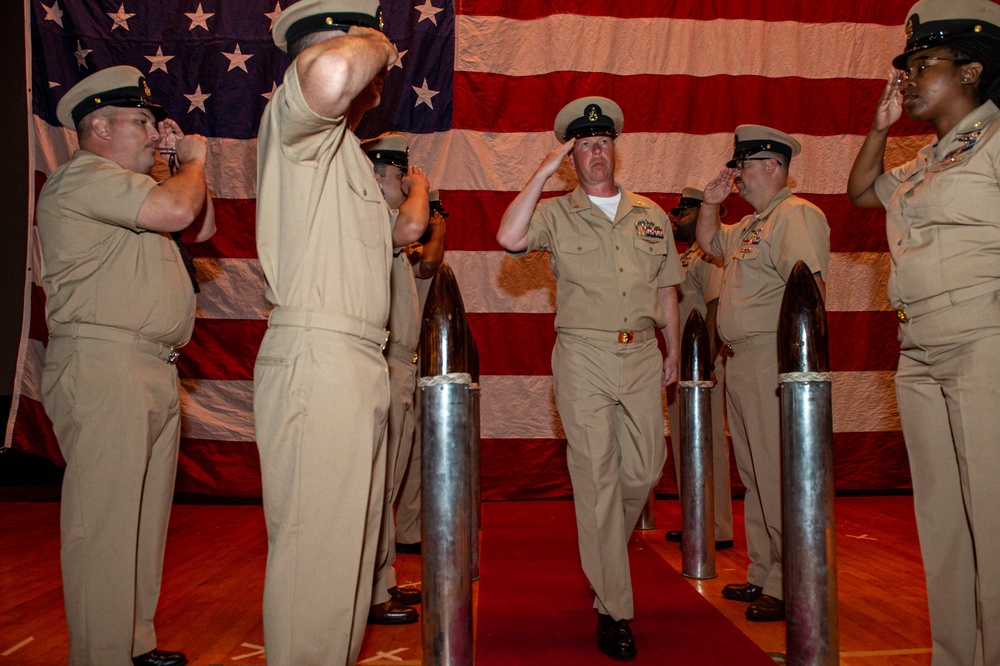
[
  {"xmin": 751, "ymin": 186, "xmax": 793, "ymax": 223},
  {"xmin": 930, "ymin": 100, "xmax": 1000, "ymax": 161},
  {"xmin": 567, "ymin": 184, "xmax": 648, "ymax": 223}
]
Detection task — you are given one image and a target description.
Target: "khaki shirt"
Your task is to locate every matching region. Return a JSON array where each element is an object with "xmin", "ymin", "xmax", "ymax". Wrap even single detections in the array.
[
  {"xmin": 710, "ymin": 187, "xmax": 830, "ymax": 343},
  {"xmin": 522, "ymin": 185, "xmax": 683, "ymax": 332},
  {"xmin": 36, "ymin": 151, "xmax": 195, "ymax": 346},
  {"xmin": 875, "ymin": 101, "xmax": 1000, "ymax": 308},
  {"xmin": 388, "ymin": 244, "xmax": 421, "ymax": 352},
  {"xmin": 256, "ymin": 63, "xmax": 393, "ymax": 327},
  {"xmin": 677, "ymin": 242, "xmax": 723, "ymax": 328}
]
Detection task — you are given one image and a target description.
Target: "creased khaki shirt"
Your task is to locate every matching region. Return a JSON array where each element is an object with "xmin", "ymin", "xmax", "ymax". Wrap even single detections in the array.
[
  {"xmin": 710, "ymin": 187, "xmax": 830, "ymax": 343},
  {"xmin": 37, "ymin": 151, "xmax": 195, "ymax": 346},
  {"xmin": 256, "ymin": 63, "xmax": 393, "ymax": 327},
  {"xmin": 522, "ymin": 185, "xmax": 683, "ymax": 332},
  {"xmin": 875, "ymin": 100, "xmax": 1000, "ymax": 308}
]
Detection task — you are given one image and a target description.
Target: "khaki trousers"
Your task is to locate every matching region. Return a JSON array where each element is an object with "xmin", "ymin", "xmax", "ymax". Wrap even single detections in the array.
[
  {"xmin": 895, "ymin": 292, "xmax": 1000, "ymax": 666},
  {"xmin": 724, "ymin": 334, "xmax": 783, "ymax": 599},
  {"xmin": 666, "ymin": 360, "xmax": 733, "ymax": 540},
  {"xmin": 394, "ymin": 412, "xmax": 422, "ymax": 546},
  {"xmin": 553, "ymin": 332, "xmax": 667, "ymax": 621},
  {"xmin": 372, "ymin": 350, "xmax": 418, "ymax": 603},
  {"xmin": 42, "ymin": 336, "xmax": 180, "ymax": 665},
  {"xmin": 254, "ymin": 325, "xmax": 389, "ymax": 666}
]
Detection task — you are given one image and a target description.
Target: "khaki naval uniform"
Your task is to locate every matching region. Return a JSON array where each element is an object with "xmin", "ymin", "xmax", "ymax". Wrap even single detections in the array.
[
  {"xmin": 708, "ymin": 187, "xmax": 829, "ymax": 600},
  {"xmin": 372, "ymin": 241, "xmax": 421, "ymax": 601},
  {"xmin": 666, "ymin": 243, "xmax": 733, "ymax": 541},
  {"xmin": 37, "ymin": 151, "xmax": 194, "ymax": 664},
  {"xmin": 519, "ymin": 185, "xmax": 682, "ymax": 620},
  {"xmin": 254, "ymin": 63, "xmax": 392, "ymax": 666},
  {"xmin": 394, "ymin": 263, "xmax": 435, "ymax": 546},
  {"xmin": 875, "ymin": 100, "xmax": 1000, "ymax": 666}
]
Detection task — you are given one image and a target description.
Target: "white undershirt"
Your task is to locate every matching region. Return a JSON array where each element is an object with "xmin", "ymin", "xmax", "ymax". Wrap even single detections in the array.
[{"xmin": 588, "ymin": 191, "xmax": 621, "ymax": 221}]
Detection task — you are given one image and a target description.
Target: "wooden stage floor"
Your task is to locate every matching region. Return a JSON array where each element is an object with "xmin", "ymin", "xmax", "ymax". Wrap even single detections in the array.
[{"xmin": 0, "ymin": 495, "xmax": 931, "ymax": 665}]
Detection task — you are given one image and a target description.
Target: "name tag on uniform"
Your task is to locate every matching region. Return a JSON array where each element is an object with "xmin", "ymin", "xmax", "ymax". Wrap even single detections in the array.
[{"xmin": 635, "ymin": 220, "xmax": 664, "ymax": 239}]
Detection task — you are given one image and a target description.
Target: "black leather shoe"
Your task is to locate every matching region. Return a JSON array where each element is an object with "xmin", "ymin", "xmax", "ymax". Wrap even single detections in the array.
[
  {"xmin": 746, "ymin": 595, "xmax": 785, "ymax": 622},
  {"xmin": 722, "ymin": 582, "xmax": 763, "ymax": 602},
  {"xmin": 396, "ymin": 541, "xmax": 421, "ymax": 555},
  {"xmin": 389, "ymin": 585, "xmax": 422, "ymax": 606},
  {"xmin": 368, "ymin": 599, "xmax": 419, "ymax": 625},
  {"xmin": 132, "ymin": 649, "xmax": 188, "ymax": 666},
  {"xmin": 669, "ymin": 531, "xmax": 735, "ymax": 551},
  {"xmin": 596, "ymin": 614, "xmax": 637, "ymax": 661}
]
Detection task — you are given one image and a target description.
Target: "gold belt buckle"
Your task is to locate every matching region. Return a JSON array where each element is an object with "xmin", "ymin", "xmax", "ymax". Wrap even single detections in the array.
[
  {"xmin": 895, "ymin": 307, "xmax": 909, "ymax": 323},
  {"xmin": 412, "ymin": 352, "xmax": 419, "ymax": 364},
  {"xmin": 617, "ymin": 331, "xmax": 634, "ymax": 344}
]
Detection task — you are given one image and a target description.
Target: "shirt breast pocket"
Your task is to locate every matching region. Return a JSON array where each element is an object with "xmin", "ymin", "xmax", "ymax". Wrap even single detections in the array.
[
  {"xmin": 345, "ymin": 169, "xmax": 388, "ymax": 248},
  {"xmin": 634, "ymin": 236, "xmax": 667, "ymax": 282}
]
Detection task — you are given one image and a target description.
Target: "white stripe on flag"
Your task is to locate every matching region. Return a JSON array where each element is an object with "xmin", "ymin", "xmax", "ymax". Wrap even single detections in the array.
[{"xmin": 456, "ymin": 16, "xmax": 901, "ymax": 80}]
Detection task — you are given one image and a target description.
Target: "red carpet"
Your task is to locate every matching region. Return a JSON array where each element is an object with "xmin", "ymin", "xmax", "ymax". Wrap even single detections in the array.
[{"xmin": 476, "ymin": 500, "xmax": 776, "ymax": 665}]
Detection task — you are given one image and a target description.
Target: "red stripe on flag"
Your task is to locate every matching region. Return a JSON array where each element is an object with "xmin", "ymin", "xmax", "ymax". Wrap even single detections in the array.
[
  {"xmin": 829, "ymin": 311, "xmax": 900, "ymax": 371},
  {"xmin": 454, "ymin": 73, "xmax": 926, "ymax": 137},
  {"xmin": 457, "ymin": 0, "xmax": 907, "ymax": 24},
  {"xmin": 8, "ymin": 395, "xmax": 63, "ymax": 466},
  {"xmin": 193, "ymin": 198, "xmax": 259, "ymax": 259},
  {"xmin": 178, "ymin": 318, "xmax": 267, "ymax": 381},
  {"xmin": 177, "ymin": 437, "xmax": 263, "ymax": 498}
]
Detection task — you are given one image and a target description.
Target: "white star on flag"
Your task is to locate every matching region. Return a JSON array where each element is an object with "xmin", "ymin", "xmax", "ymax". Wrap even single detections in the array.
[
  {"xmin": 223, "ymin": 44, "xmax": 253, "ymax": 72},
  {"xmin": 107, "ymin": 4, "xmax": 135, "ymax": 31},
  {"xmin": 184, "ymin": 85, "xmax": 211, "ymax": 112},
  {"xmin": 264, "ymin": 2, "xmax": 283, "ymax": 30},
  {"xmin": 391, "ymin": 49, "xmax": 408, "ymax": 70},
  {"xmin": 412, "ymin": 78, "xmax": 439, "ymax": 109},
  {"xmin": 414, "ymin": 0, "xmax": 443, "ymax": 25},
  {"xmin": 145, "ymin": 46, "xmax": 174, "ymax": 73},
  {"xmin": 41, "ymin": 2, "xmax": 64, "ymax": 28},
  {"xmin": 262, "ymin": 82, "xmax": 278, "ymax": 101},
  {"xmin": 185, "ymin": 3, "xmax": 214, "ymax": 31},
  {"xmin": 74, "ymin": 41, "xmax": 92, "ymax": 69}
]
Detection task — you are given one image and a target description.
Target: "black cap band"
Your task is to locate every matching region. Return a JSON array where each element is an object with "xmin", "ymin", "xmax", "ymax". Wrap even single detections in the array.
[
  {"xmin": 669, "ymin": 196, "xmax": 703, "ymax": 216},
  {"xmin": 285, "ymin": 9, "xmax": 383, "ymax": 46},
  {"xmin": 70, "ymin": 83, "xmax": 166, "ymax": 128},
  {"xmin": 563, "ymin": 102, "xmax": 619, "ymax": 142},
  {"xmin": 365, "ymin": 148, "xmax": 408, "ymax": 170},
  {"xmin": 892, "ymin": 18, "xmax": 1000, "ymax": 69},
  {"xmin": 725, "ymin": 139, "xmax": 792, "ymax": 167}
]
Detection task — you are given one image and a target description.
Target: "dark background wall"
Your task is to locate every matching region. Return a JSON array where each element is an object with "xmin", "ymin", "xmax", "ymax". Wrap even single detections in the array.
[{"xmin": 1, "ymin": 3, "xmax": 29, "ymax": 404}]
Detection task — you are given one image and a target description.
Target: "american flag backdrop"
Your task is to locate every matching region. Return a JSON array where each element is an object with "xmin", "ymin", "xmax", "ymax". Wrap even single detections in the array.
[{"xmin": 7, "ymin": 0, "xmax": 931, "ymax": 498}]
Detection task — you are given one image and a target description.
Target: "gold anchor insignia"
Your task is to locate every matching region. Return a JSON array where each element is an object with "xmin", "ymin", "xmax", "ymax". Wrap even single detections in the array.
[
  {"xmin": 377, "ymin": 8, "xmax": 384, "ymax": 31},
  {"xmin": 905, "ymin": 17, "xmax": 914, "ymax": 40},
  {"xmin": 141, "ymin": 78, "xmax": 151, "ymax": 98},
  {"xmin": 588, "ymin": 106, "xmax": 600, "ymax": 121}
]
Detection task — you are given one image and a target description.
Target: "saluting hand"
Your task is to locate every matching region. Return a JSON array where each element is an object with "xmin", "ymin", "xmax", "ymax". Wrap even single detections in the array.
[
  {"xmin": 350, "ymin": 25, "xmax": 398, "ymax": 68},
  {"xmin": 702, "ymin": 168, "xmax": 737, "ymax": 205},
  {"xmin": 175, "ymin": 132, "xmax": 208, "ymax": 166},
  {"xmin": 537, "ymin": 138, "xmax": 576, "ymax": 180},
  {"xmin": 401, "ymin": 166, "xmax": 429, "ymax": 196},
  {"xmin": 873, "ymin": 69, "xmax": 904, "ymax": 133}
]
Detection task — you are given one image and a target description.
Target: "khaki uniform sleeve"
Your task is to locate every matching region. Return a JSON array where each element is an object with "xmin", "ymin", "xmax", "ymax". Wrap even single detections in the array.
[
  {"xmin": 701, "ymin": 256, "xmax": 724, "ymax": 303},
  {"xmin": 511, "ymin": 199, "xmax": 555, "ymax": 257},
  {"xmin": 59, "ymin": 159, "xmax": 156, "ymax": 231},
  {"xmin": 274, "ymin": 63, "xmax": 348, "ymax": 165},
  {"xmin": 771, "ymin": 201, "xmax": 831, "ymax": 282},
  {"xmin": 656, "ymin": 209, "xmax": 683, "ymax": 288},
  {"xmin": 875, "ymin": 162, "xmax": 909, "ymax": 208}
]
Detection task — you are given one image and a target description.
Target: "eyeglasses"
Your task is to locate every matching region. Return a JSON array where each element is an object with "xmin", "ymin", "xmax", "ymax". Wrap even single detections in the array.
[
  {"xmin": 734, "ymin": 157, "xmax": 779, "ymax": 170},
  {"xmin": 900, "ymin": 56, "xmax": 961, "ymax": 81}
]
